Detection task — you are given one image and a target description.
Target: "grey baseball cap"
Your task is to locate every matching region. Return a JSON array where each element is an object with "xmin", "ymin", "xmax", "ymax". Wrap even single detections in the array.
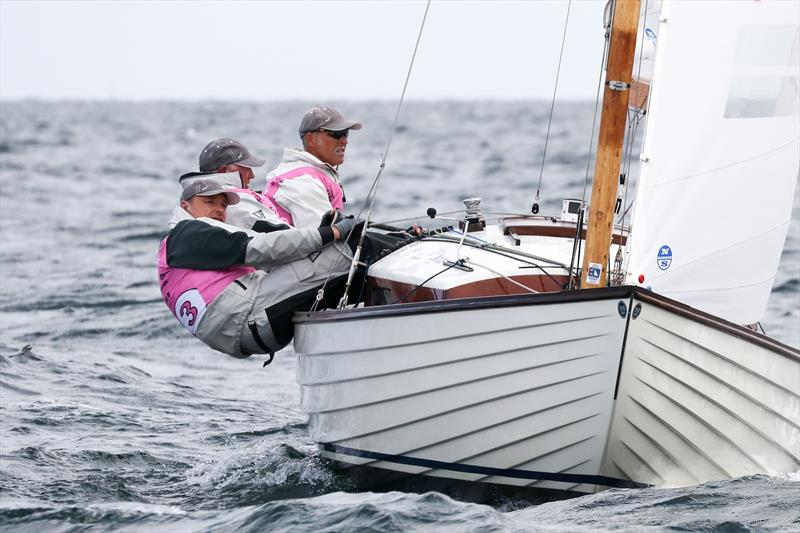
[
  {"xmin": 198, "ymin": 138, "xmax": 266, "ymax": 172},
  {"xmin": 299, "ymin": 106, "xmax": 362, "ymax": 137},
  {"xmin": 180, "ymin": 178, "xmax": 240, "ymax": 204},
  {"xmin": 178, "ymin": 170, "xmax": 240, "ymax": 189}
]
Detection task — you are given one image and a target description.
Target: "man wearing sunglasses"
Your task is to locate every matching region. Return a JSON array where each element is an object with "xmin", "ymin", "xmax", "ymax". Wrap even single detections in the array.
[{"xmin": 261, "ymin": 105, "xmax": 362, "ymax": 228}]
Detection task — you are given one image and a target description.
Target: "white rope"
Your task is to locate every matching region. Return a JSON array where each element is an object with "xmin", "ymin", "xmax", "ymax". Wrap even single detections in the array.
[
  {"xmin": 456, "ymin": 220, "xmax": 470, "ymax": 260},
  {"xmin": 465, "ymin": 260, "xmax": 540, "ymax": 294}
]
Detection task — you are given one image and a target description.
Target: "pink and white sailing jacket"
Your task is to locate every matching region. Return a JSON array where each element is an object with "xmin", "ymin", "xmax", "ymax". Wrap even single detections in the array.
[{"xmin": 261, "ymin": 148, "xmax": 345, "ymax": 228}]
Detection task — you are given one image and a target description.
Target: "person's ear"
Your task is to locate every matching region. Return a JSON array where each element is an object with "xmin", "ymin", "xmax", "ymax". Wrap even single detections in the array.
[
  {"xmin": 303, "ymin": 132, "xmax": 316, "ymax": 149},
  {"xmin": 180, "ymin": 200, "xmax": 190, "ymax": 210}
]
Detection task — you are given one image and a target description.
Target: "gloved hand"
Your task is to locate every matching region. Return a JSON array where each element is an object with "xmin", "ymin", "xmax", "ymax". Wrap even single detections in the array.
[
  {"xmin": 319, "ymin": 209, "xmax": 344, "ymax": 227},
  {"xmin": 333, "ymin": 216, "xmax": 364, "ymax": 241}
]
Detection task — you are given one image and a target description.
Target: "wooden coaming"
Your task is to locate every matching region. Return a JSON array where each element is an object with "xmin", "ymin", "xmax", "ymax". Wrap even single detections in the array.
[
  {"xmin": 366, "ymin": 274, "xmax": 569, "ymax": 305},
  {"xmin": 504, "ymin": 224, "xmax": 628, "ymax": 246}
]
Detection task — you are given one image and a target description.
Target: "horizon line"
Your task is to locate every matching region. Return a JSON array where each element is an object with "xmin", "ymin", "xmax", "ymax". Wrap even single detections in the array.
[{"xmin": 0, "ymin": 96, "xmax": 601, "ymax": 104}]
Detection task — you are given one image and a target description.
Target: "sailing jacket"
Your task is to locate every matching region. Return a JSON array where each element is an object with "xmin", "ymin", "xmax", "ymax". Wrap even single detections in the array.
[
  {"xmin": 157, "ymin": 206, "xmax": 336, "ymax": 356},
  {"xmin": 260, "ymin": 148, "xmax": 345, "ymax": 228}
]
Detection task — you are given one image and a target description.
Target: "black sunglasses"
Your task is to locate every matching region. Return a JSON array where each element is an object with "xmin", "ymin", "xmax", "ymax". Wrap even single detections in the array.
[{"xmin": 321, "ymin": 129, "xmax": 349, "ymax": 140}]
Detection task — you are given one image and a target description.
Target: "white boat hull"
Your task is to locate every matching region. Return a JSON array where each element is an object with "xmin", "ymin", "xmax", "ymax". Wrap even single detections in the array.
[
  {"xmin": 294, "ymin": 288, "xmax": 800, "ymax": 495},
  {"xmin": 601, "ymin": 292, "xmax": 800, "ymax": 487}
]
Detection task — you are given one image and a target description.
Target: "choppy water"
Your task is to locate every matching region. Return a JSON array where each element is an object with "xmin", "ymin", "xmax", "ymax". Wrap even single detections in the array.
[{"xmin": 1, "ymin": 101, "xmax": 798, "ymax": 532}]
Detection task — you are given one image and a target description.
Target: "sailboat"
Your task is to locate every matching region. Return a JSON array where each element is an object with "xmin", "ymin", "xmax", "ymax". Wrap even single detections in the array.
[{"xmin": 293, "ymin": 0, "xmax": 800, "ymax": 495}]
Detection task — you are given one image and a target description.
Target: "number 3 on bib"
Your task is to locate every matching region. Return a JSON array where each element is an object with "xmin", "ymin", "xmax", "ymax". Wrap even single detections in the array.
[{"xmin": 175, "ymin": 289, "xmax": 207, "ymax": 335}]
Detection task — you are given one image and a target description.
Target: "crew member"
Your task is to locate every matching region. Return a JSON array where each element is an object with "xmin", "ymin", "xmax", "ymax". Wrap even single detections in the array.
[
  {"xmin": 190, "ymin": 137, "xmax": 287, "ymax": 231},
  {"xmin": 157, "ymin": 178, "xmax": 359, "ymax": 359},
  {"xmin": 261, "ymin": 105, "xmax": 361, "ymax": 227}
]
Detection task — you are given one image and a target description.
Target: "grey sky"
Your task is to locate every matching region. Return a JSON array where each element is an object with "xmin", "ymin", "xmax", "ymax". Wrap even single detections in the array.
[{"xmin": 1, "ymin": 0, "xmax": 606, "ymax": 101}]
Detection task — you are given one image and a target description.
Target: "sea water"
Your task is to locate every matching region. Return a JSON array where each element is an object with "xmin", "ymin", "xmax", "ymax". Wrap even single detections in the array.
[{"xmin": 1, "ymin": 101, "xmax": 798, "ymax": 532}]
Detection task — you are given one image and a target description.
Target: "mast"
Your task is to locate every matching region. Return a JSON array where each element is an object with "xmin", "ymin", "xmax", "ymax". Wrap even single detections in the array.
[{"xmin": 580, "ymin": 0, "xmax": 641, "ymax": 288}]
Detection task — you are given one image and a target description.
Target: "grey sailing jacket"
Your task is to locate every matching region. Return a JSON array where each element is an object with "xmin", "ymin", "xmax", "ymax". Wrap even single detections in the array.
[{"xmin": 159, "ymin": 207, "xmax": 346, "ymax": 357}]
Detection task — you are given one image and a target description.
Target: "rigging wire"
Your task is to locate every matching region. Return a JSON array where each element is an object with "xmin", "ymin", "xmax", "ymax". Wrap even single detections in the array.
[
  {"xmin": 466, "ymin": 260, "xmax": 539, "ymax": 294},
  {"xmin": 568, "ymin": 0, "xmax": 612, "ymax": 289},
  {"xmin": 308, "ymin": 0, "xmax": 432, "ymax": 312},
  {"xmin": 335, "ymin": 0, "xmax": 432, "ymax": 310},
  {"xmin": 532, "ymin": 0, "xmax": 572, "ymax": 213},
  {"xmin": 580, "ymin": 0, "xmax": 613, "ymax": 205},
  {"xmin": 471, "ymin": 247, "xmax": 564, "ymax": 286}
]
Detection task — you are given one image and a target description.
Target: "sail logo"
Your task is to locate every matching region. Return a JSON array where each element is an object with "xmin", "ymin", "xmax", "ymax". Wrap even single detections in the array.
[
  {"xmin": 657, "ymin": 245, "xmax": 672, "ymax": 270},
  {"xmin": 587, "ymin": 262, "xmax": 603, "ymax": 285},
  {"xmin": 642, "ymin": 27, "xmax": 657, "ymax": 59}
]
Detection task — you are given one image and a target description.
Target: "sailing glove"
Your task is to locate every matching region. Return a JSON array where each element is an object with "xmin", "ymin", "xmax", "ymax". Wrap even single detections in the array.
[
  {"xmin": 319, "ymin": 209, "xmax": 344, "ymax": 227},
  {"xmin": 333, "ymin": 216, "xmax": 364, "ymax": 241}
]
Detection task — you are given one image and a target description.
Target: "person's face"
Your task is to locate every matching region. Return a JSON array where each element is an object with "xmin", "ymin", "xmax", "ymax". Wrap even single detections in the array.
[
  {"xmin": 180, "ymin": 193, "xmax": 229, "ymax": 222},
  {"xmin": 220, "ymin": 163, "xmax": 255, "ymax": 189},
  {"xmin": 304, "ymin": 129, "xmax": 349, "ymax": 166}
]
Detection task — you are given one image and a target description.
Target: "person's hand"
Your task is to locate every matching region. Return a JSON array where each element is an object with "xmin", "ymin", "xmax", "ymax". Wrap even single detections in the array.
[
  {"xmin": 319, "ymin": 209, "xmax": 344, "ymax": 227},
  {"xmin": 333, "ymin": 216, "xmax": 364, "ymax": 241},
  {"xmin": 406, "ymin": 224, "xmax": 423, "ymax": 236}
]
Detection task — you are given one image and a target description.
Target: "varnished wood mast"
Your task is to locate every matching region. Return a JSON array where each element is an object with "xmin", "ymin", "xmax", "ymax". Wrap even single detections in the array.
[{"xmin": 581, "ymin": 0, "xmax": 641, "ymax": 288}]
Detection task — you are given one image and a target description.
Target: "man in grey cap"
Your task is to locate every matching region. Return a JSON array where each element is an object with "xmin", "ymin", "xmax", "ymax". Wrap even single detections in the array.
[
  {"xmin": 260, "ymin": 105, "xmax": 362, "ymax": 228},
  {"xmin": 178, "ymin": 176, "xmax": 242, "ymax": 223},
  {"xmin": 187, "ymin": 138, "xmax": 288, "ymax": 231},
  {"xmin": 199, "ymin": 137, "xmax": 266, "ymax": 190},
  {"xmin": 158, "ymin": 176, "xmax": 360, "ymax": 360}
]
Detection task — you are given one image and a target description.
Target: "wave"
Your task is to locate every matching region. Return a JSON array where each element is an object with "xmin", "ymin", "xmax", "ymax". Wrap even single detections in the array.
[
  {"xmin": 1, "ymin": 298, "xmax": 162, "ymax": 313},
  {"xmin": 182, "ymin": 443, "xmax": 345, "ymax": 510},
  {"xmin": 773, "ymin": 278, "xmax": 799, "ymax": 293}
]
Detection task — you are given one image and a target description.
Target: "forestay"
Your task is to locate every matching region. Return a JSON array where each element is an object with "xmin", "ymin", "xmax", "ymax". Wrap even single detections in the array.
[{"xmin": 626, "ymin": 0, "xmax": 800, "ymax": 325}]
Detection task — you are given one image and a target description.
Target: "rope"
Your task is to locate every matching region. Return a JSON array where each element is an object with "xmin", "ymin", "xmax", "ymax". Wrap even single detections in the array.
[
  {"xmin": 373, "ymin": 210, "xmax": 463, "ymax": 226},
  {"xmin": 390, "ymin": 261, "xmax": 460, "ymax": 304},
  {"xmin": 455, "ymin": 219, "xmax": 470, "ymax": 260},
  {"xmin": 533, "ymin": 0, "xmax": 573, "ymax": 208},
  {"xmin": 389, "ymin": 255, "xmax": 542, "ymax": 305},
  {"xmin": 309, "ymin": 240, "xmax": 353, "ymax": 312},
  {"xmin": 470, "ymin": 246, "xmax": 565, "ymax": 287},
  {"xmin": 467, "ymin": 260, "xmax": 539, "ymax": 294},
  {"xmin": 423, "ymin": 233, "xmax": 570, "ymax": 269}
]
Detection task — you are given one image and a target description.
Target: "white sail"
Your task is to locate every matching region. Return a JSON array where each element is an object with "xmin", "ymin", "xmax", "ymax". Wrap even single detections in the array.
[{"xmin": 626, "ymin": 0, "xmax": 800, "ymax": 325}]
